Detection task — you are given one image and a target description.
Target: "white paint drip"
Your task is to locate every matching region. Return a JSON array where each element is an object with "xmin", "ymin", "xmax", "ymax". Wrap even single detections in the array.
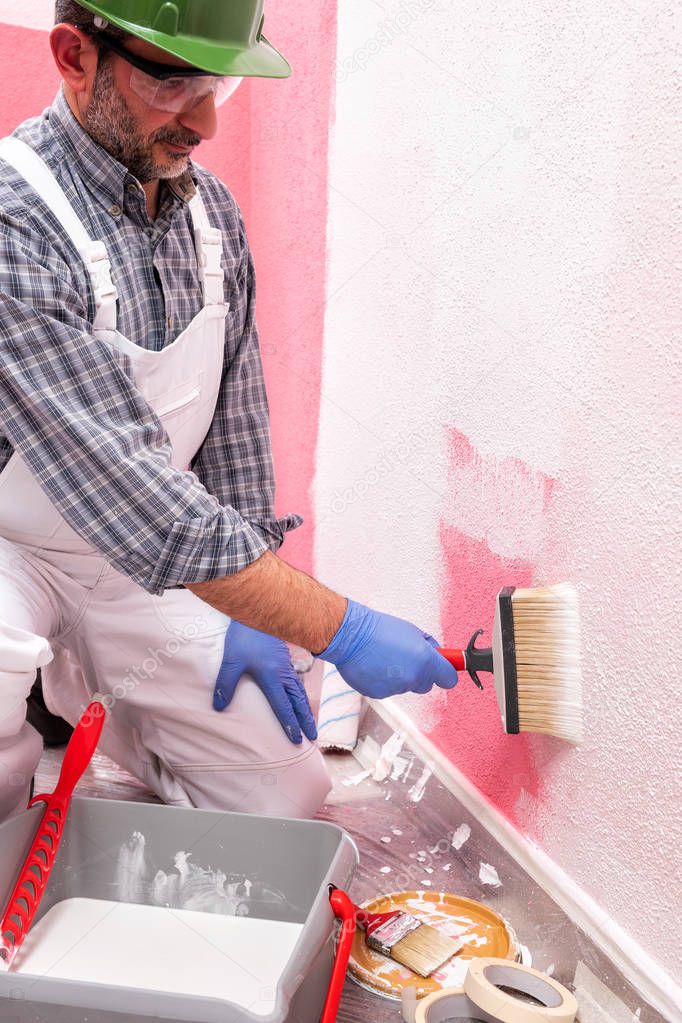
[
  {"xmin": 451, "ymin": 823, "xmax": 472, "ymax": 850},
  {"xmin": 391, "ymin": 827, "xmax": 403, "ymax": 836},
  {"xmin": 520, "ymin": 944, "xmax": 533, "ymax": 967},
  {"xmin": 408, "ymin": 763, "xmax": 433, "ymax": 803},
  {"xmin": 116, "ymin": 832, "xmax": 256, "ymax": 914},
  {"xmin": 380, "ymin": 866, "xmax": 392, "ymax": 874},
  {"xmin": 479, "ymin": 862, "xmax": 502, "ymax": 887},
  {"xmin": 373, "ymin": 730, "xmax": 405, "ymax": 782}
]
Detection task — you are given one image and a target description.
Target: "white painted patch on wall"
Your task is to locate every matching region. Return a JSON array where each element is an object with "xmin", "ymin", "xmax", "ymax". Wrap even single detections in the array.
[
  {"xmin": 441, "ymin": 436, "xmax": 554, "ymax": 561},
  {"xmin": 0, "ymin": 1, "xmax": 54, "ymax": 31},
  {"xmin": 319, "ymin": 0, "xmax": 680, "ymax": 992}
]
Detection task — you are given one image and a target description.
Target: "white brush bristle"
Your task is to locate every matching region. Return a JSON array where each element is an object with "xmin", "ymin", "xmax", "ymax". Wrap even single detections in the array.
[{"xmin": 511, "ymin": 583, "xmax": 583, "ymax": 744}]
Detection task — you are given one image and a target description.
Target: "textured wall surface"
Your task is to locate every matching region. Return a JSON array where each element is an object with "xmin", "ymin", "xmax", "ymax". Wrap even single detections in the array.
[{"xmin": 314, "ymin": 0, "xmax": 680, "ymax": 983}]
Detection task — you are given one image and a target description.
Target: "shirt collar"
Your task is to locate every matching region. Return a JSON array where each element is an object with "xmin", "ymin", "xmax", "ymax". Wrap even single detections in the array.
[{"xmin": 48, "ymin": 86, "xmax": 197, "ymax": 209}]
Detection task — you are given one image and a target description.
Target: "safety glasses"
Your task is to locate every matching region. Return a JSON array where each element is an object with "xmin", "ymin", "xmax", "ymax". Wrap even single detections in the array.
[{"xmin": 82, "ymin": 28, "xmax": 243, "ymax": 112}]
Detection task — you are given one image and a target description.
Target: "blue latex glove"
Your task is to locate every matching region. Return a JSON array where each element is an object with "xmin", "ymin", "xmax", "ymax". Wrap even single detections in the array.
[
  {"xmin": 318, "ymin": 600, "xmax": 458, "ymax": 698},
  {"xmin": 213, "ymin": 621, "xmax": 317, "ymax": 745}
]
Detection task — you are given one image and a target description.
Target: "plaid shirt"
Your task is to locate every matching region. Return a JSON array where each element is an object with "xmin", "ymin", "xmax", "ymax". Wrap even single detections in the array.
[{"xmin": 0, "ymin": 88, "xmax": 301, "ymax": 595}]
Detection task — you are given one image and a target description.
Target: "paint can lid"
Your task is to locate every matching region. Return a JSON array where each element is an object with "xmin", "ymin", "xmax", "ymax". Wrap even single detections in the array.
[{"xmin": 348, "ymin": 890, "xmax": 519, "ymax": 1002}]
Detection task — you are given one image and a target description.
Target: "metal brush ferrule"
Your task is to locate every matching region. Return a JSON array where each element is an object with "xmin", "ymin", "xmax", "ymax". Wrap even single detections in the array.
[{"xmin": 366, "ymin": 913, "xmax": 421, "ymax": 955}]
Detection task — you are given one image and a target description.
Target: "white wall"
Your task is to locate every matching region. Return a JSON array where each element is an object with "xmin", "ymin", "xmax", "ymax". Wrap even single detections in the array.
[
  {"xmin": 315, "ymin": 0, "xmax": 680, "ymax": 985},
  {"xmin": 0, "ymin": 1, "xmax": 54, "ymax": 31}
]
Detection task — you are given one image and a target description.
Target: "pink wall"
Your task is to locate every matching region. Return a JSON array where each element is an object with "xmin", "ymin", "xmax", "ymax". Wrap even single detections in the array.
[
  {"xmin": 200, "ymin": 2, "xmax": 338, "ymax": 573},
  {"xmin": 0, "ymin": 8, "xmax": 338, "ymax": 574},
  {"xmin": 0, "ymin": 25, "xmax": 61, "ymax": 128},
  {"xmin": 432, "ymin": 429, "xmax": 560, "ymax": 825}
]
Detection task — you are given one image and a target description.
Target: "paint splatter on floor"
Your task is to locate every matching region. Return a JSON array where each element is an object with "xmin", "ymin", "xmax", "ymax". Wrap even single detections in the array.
[
  {"xmin": 408, "ymin": 763, "xmax": 433, "ymax": 803},
  {"xmin": 451, "ymin": 823, "xmax": 471, "ymax": 850},
  {"xmin": 479, "ymin": 862, "xmax": 502, "ymax": 887}
]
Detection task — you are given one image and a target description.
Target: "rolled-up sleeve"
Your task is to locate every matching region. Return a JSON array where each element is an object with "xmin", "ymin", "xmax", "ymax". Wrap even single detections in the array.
[
  {"xmin": 0, "ymin": 209, "xmax": 268, "ymax": 593},
  {"xmin": 190, "ymin": 203, "xmax": 302, "ymax": 553}
]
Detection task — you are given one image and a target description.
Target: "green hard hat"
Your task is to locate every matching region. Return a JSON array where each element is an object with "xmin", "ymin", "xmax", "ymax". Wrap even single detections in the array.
[{"xmin": 74, "ymin": 1, "xmax": 291, "ymax": 78}]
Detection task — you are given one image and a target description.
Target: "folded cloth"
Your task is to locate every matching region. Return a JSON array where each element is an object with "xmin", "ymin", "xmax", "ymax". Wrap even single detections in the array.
[{"xmin": 316, "ymin": 664, "xmax": 363, "ymax": 751}]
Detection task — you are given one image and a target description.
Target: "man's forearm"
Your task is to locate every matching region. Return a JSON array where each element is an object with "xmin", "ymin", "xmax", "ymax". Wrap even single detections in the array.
[{"xmin": 187, "ymin": 551, "xmax": 347, "ymax": 653}]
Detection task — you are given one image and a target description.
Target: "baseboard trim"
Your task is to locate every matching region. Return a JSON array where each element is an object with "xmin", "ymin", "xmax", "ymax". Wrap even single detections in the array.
[{"xmin": 369, "ymin": 697, "xmax": 682, "ymax": 1023}]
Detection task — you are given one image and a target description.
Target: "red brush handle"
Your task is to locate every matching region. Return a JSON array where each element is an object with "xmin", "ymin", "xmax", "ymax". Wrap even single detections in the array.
[
  {"xmin": 0, "ymin": 701, "xmax": 105, "ymax": 970},
  {"xmin": 439, "ymin": 633, "xmax": 492, "ymax": 690},
  {"xmin": 320, "ymin": 886, "xmax": 357, "ymax": 1023},
  {"xmin": 437, "ymin": 648, "xmax": 466, "ymax": 671}
]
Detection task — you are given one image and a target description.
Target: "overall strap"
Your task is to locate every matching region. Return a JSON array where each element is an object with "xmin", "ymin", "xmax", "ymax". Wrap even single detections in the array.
[
  {"xmin": 187, "ymin": 189, "xmax": 225, "ymax": 306},
  {"xmin": 0, "ymin": 136, "xmax": 118, "ymax": 332}
]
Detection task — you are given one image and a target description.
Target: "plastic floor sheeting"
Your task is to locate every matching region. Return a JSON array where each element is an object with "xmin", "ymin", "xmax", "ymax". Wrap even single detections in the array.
[{"xmin": 33, "ymin": 708, "xmax": 665, "ymax": 1023}]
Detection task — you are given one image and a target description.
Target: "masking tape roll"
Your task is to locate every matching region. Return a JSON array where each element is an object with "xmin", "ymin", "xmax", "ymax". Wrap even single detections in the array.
[{"xmin": 413, "ymin": 958, "xmax": 577, "ymax": 1023}]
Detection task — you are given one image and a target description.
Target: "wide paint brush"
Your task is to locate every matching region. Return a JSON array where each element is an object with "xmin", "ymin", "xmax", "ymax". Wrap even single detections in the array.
[{"xmin": 438, "ymin": 583, "xmax": 582, "ymax": 745}]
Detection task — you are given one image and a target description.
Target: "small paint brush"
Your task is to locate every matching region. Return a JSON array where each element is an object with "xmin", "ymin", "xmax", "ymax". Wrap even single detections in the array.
[{"xmin": 352, "ymin": 899, "xmax": 458, "ymax": 977}]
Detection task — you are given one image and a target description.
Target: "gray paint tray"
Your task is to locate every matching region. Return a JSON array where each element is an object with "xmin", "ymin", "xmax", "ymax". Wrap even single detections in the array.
[{"xmin": 0, "ymin": 796, "xmax": 358, "ymax": 1022}]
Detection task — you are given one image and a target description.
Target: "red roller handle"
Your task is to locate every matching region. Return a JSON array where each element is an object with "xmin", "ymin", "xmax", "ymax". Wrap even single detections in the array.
[
  {"xmin": 320, "ymin": 886, "xmax": 357, "ymax": 1023},
  {"xmin": 437, "ymin": 648, "xmax": 466, "ymax": 671},
  {"xmin": 47, "ymin": 701, "xmax": 105, "ymax": 802},
  {"xmin": 0, "ymin": 700, "xmax": 105, "ymax": 970}
]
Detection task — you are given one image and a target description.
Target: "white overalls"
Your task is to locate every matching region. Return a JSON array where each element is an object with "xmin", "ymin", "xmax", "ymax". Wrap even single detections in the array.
[{"xmin": 0, "ymin": 137, "xmax": 330, "ymax": 822}]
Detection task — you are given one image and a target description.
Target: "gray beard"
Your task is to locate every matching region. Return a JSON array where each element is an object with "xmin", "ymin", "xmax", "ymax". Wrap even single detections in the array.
[{"xmin": 83, "ymin": 60, "xmax": 200, "ymax": 184}]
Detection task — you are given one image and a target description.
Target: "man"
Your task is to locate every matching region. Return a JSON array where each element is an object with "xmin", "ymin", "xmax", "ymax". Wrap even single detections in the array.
[{"xmin": 0, "ymin": 1, "xmax": 458, "ymax": 823}]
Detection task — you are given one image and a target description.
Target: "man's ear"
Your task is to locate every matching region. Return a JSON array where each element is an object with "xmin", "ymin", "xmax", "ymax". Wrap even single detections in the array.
[{"xmin": 50, "ymin": 24, "xmax": 100, "ymax": 97}]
